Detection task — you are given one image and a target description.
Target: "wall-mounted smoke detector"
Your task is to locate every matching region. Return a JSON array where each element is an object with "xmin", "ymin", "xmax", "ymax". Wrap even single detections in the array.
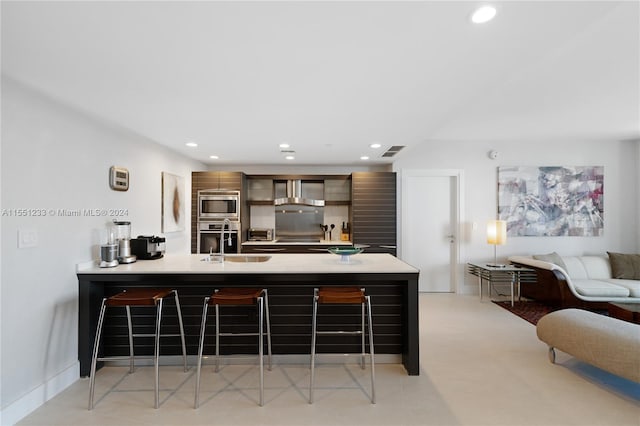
[{"xmin": 381, "ymin": 145, "xmax": 406, "ymax": 158}]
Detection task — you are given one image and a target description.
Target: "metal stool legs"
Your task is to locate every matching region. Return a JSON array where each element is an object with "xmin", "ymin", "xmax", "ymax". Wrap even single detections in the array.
[
  {"xmin": 88, "ymin": 289, "xmax": 187, "ymax": 410},
  {"xmin": 309, "ymin": 287, "xmax": 375, "ymax": 404},
  {"xmin": 195, "ymin": 288, "xmax": 272, "ymax": 408},
  {"xmin": 214, "ymin": 291, "xmax": 272, "ymax": 372}
]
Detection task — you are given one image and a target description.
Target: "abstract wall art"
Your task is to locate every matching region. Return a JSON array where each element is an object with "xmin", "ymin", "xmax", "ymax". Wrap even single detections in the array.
[
  {"xmin": 161, "ymin": 172, "xmax": 185, "ymax": 233},
  {"xmin": 498, "ymin": 166, "xmax": 604, "ymax": 237}
]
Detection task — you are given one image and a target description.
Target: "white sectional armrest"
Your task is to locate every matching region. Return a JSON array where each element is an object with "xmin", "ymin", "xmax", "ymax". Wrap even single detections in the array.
[
  {"xmin": 508, "ymin": 254, "xmax": 574, "ymax": 292},
  {"xmin": 509, "ymin": 256, "xmax": 556, "ymax": 271}
]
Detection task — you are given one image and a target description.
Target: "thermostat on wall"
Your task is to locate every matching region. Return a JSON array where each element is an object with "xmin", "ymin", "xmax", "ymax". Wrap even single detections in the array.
[{"xmin": 109, "ymin": 166, "xmax": 129, "ymax": 191}]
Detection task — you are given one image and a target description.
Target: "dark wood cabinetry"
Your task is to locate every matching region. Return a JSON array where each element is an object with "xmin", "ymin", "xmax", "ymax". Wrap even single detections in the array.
[
  {"xmin": 245, "ymin": 174, "xmax": 352, "ymax": 206},
  {"xmin": 192, "ymin": 172, "xmax": 397, "ymax": 255},
  {"xmin": 191, "ymin": 171, "xmax": 246, "ymax": 253},
  {"xmin": 351, "ymin": 172, "xmax": 397, "ymax": 255},
  {"xmin": 323, "ymin": 175, "xmax": 351, "ymax": 205}
]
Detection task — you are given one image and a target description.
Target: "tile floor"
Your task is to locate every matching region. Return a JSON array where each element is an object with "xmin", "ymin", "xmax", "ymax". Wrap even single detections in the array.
[{"xmin": 17, "ymin": 294, "xmax": 640, "ymax": 425}]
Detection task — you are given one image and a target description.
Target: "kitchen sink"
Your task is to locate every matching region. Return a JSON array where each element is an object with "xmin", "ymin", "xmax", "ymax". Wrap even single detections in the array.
[
  {"xmin": 201, "ymin": 255, "xmax": 271, "ymax": 263},
  {"xmin": 224, "ymin": 255, "xmax": 271, "ymax": 263}
]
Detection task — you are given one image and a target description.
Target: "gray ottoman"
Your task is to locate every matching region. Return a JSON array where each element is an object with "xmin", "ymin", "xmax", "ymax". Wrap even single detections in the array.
[{"xmin": 536, "ymin": 308, "xmax": 640, "ymax": 383}]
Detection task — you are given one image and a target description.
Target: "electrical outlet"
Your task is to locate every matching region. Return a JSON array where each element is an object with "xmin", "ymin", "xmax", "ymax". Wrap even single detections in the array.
[{"xmin": 18, "ymin": 229, "xmax": 38, "ymax": 248}]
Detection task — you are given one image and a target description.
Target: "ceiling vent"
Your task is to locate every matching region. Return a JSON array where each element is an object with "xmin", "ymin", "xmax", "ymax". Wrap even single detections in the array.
[{"xmin": 381, "ymin": 145, "xmax": 406, "ymax": 157}]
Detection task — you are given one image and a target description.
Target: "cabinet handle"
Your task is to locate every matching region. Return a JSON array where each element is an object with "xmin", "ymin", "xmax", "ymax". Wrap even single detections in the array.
[
  {"xmin": 252, "ymin": 248, "xmax": 286, "ymax": 252},
  {"xmin": 307, "ymin": 248, "xmax": 330, "ymax": 252},
  {"xmin": 379, "ymin": 245, "xmax": 397, "ymax": 249}
]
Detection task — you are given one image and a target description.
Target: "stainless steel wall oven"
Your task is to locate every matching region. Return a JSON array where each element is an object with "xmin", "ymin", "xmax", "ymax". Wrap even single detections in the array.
[{"xmin": 197, "ymin": 221, "xmax": 240, "ymax": 254}]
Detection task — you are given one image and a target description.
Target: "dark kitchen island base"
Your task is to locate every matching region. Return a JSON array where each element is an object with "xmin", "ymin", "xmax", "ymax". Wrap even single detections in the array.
[{"xmin": 77, "ymin": 254, "xmax": 420, "ymax": 376}]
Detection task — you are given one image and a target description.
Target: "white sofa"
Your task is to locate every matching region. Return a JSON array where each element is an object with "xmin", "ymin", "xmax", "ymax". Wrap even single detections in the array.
[{"xmin": 509, "ymin": 254, "xmax": 640, "ymax": 308}]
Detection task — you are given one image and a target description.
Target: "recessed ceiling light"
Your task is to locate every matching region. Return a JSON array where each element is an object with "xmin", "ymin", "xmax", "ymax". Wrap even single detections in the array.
[
  {"xmin": 360, "ymin": 156, "xmax": 370, "ymax": 161},
  {"xmin": 209, "ymin": 155, "xmax": 219, "ymax": 159},
  {"xmin": 186, "ymin": 142, "xmax": 198, "ymax": 148},
  {"xmin": 279, "ymin": 143, "xmax": 290, "ymax": 149},
  {"xmin": 285, "ymin": 155, "xmax": 295, "ymax": 160},
  {"xmin": 370, "ymin": 143, "xmax": 382, "ymax": 149},
  {"xmin": 471, "ymin": 5, "xmax": 496, "ymax": 24}
]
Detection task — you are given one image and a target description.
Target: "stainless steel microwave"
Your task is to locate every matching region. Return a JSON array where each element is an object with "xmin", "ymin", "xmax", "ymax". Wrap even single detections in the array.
[{"xmin": 198, "ymin": 190, "xmax": 240, "ymax": 221}]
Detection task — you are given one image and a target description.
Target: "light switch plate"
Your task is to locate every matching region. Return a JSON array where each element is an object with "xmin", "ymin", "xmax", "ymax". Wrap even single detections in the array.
[{"xmin": 18, "ymin": 229, "xmax": 38, "ymax": 248}]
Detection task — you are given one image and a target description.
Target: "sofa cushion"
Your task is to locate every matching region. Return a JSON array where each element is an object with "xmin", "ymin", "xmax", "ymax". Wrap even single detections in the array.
[
  {"xmin": 572, "ymin": 279, "xmax": 630, "ymax": 298},
  {"xmin": 562, "ymin": 257, "xmax": 589, "ymax": 279},
  {"xmin": 532, "ymin": 252, "xmax": 567, "ymax": 271},
  {"xmin": 607, "ymin": 252, "xmax": 640, "ymax": 280},
  {"xmin": 605, "ymin": 279, "xmax": 640, "ymax": 297},
  {"xmin": 579, "ymin": 256, "xmax": 612, "ymax": 279}
]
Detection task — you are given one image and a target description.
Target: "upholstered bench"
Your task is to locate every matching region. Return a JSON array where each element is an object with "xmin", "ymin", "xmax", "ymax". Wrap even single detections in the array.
[{"xmin": 536, "ymin": 309, "xmax": 640, "ymax": 383}]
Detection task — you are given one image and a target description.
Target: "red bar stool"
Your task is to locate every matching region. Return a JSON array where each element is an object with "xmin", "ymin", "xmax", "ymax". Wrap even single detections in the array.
[
  {"xmin": 88, "ymin": 288, "xmax": 187, "ymax": 410},
  {"xmin": 194, "ymin": 288, "xmax": 272, "ymax": 408},
  {"xmin": 309, "ymin": 286, "xmax": 375, "ymax": 404}
]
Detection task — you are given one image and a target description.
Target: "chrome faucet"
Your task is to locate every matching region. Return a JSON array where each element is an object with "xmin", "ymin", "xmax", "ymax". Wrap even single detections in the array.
[{"xmin": 219, "ymin": 218, "xmax": 232, "ymax": 257}]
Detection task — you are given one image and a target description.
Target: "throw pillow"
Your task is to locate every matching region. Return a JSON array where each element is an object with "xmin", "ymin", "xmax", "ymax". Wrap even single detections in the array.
[
  {"xmin": 607, "ymin": 252, "xmax": 640, "ymax": 280},
  {"xmin": 532, "ymin": 252, "xmax": 567, "ymax": 270}
]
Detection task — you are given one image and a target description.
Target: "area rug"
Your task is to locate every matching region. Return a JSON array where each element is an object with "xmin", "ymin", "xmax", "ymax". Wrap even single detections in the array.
[{"xmin": 492, "ymin": 300, "xmax": 558, "ymax": 325}]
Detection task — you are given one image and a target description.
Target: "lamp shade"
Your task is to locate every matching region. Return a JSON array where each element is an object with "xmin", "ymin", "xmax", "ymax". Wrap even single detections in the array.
[{"xmin": 487, "ymin": 220, "xmax": 507, "ymax": 245}]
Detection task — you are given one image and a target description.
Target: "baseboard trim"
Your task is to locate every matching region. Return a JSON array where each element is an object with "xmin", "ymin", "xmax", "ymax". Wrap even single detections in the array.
[{"xmin": 0, "ymin": 362, "xmax": 79, "ymax": 426}]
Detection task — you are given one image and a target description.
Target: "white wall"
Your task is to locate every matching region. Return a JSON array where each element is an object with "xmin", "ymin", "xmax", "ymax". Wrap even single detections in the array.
[
  {"xmin": 393, "ymin": 139, "xmax": 639, "ymax": 293},
  {"xmin": 0, "ymin": 77, "xmax": 205, "ymax": 424},
  {"xmin": 636, "ymin": 139, "xmax": 640, "ymax": 250}
]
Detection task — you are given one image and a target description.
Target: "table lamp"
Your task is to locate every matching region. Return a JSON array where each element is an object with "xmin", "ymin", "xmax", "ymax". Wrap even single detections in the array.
[{"xmin": 487, "ymin": 220, "xmax": 507, "ymax": 267}]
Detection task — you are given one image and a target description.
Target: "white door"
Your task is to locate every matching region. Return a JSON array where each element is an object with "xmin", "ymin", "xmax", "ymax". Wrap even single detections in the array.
[{"xmin": 401, "ymin": 170, "xmax": 462, "ymax": 292}]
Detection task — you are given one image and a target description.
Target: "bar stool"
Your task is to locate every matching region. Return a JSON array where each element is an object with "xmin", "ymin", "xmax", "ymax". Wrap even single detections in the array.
[
  {"xmin": 88, "ymin": 288, "xmax": 187, "ymax": 410},
  {"xmin": 194, "ymin": 288, "xmax": 272, "ymax": 408},
  {"xmin": 309, "ymin": 287, "xmax": 375, "ymax": 404}
]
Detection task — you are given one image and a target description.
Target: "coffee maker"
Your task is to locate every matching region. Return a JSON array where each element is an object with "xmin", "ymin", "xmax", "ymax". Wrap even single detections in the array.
[
  {"xmin": 99, "ymin": 225, "xmax": 119, "ymax": 268},
  {"xmin": 113, "ymin": 220, "xmax": 137, "ymax": 264}
]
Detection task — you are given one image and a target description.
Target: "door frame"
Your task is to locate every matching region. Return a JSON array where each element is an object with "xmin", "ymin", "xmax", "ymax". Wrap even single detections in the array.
[{"xmin": 399, "ymin": 169, "xmax": 465, "ymax": 294}]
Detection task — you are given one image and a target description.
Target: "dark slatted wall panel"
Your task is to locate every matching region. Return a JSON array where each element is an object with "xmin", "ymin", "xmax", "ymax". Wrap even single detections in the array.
[
  {"xmin": 191, "ymin": 172, "xmax": 244, "ymax": 253},
  {"xmin": 100, "ymin": 283, "xmax": 404, "ymax": 357},
  {"xmin": 351, "ymin": 172, "xmax": 397, "ymax": 255}
]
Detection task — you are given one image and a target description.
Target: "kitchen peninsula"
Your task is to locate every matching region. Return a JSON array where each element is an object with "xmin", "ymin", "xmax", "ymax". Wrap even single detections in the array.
[{"xmin": 77, "ymin": 253, "xmax": 420, "ymax": 376}]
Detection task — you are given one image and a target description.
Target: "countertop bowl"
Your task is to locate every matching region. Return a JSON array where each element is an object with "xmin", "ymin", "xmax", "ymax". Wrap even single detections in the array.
[
  {"xmin": 327, "ymin": 246, "xmax": 364, "ymax": 263},
  {"xmin": 327, "ymin": 247, "xmax": 364, "ymax": 256}
]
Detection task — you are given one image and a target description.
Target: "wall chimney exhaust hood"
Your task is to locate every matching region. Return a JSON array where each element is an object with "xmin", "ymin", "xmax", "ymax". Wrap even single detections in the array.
[{"xmin": 274, "ymin": 179, "xmax": 325, "ymax": 207}]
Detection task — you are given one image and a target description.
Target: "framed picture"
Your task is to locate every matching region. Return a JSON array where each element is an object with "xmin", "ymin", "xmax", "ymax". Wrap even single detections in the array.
[
  {"xmin": 161, "ymin": 172, "xmax": 185, "ymax": 233},
  {"xmin": 498, "ymin": 166, "xmax": 604, "ymax": 236}
]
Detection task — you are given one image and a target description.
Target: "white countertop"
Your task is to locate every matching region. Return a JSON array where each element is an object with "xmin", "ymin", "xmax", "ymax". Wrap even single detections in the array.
[{"xmin": 77, "ymin": 253, "xmax": 419, "ymax": 275}]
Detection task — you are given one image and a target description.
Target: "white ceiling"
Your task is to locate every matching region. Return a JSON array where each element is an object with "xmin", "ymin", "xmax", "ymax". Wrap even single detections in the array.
[{"xmin": 2, "ymin": 1, "xmax": 639, "ymax": 166}]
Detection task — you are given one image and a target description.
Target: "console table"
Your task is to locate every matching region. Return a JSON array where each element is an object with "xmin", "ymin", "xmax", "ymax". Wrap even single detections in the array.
[{"xmin": 467, "ymin": 263, "xmax": 536, "ymax": 306}]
